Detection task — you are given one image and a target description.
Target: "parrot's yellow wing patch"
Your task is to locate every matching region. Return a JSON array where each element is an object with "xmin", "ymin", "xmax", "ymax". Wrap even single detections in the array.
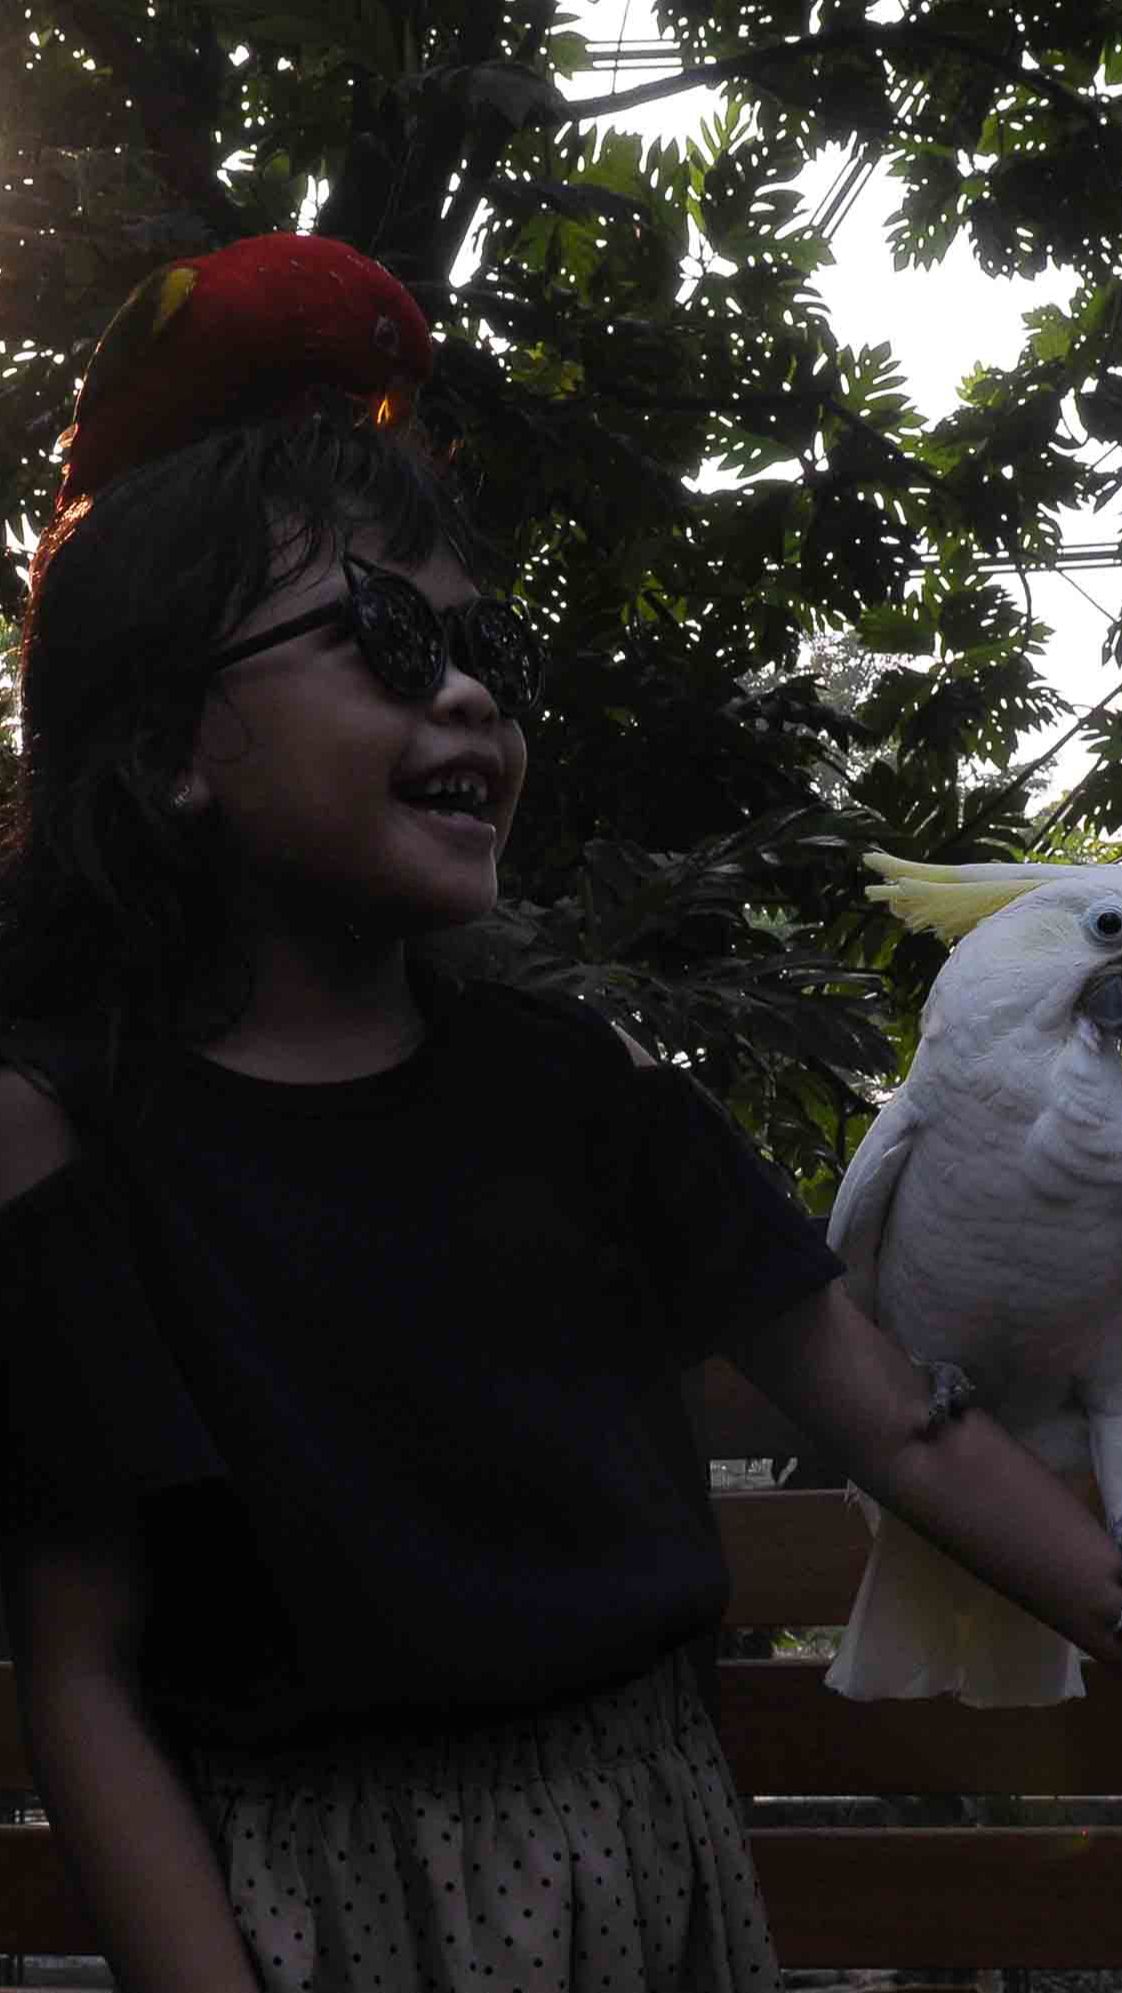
[
  {"xmin": 151, "ymin": 265, "xmax": 198, "ymax": 336},
  {"xmin": 77, "ymin": 264, "xmax": 198, "ymax": 420},
  {"xmin": 863, "ymin": 850, "xmax": 1076, "ymax": 942}
]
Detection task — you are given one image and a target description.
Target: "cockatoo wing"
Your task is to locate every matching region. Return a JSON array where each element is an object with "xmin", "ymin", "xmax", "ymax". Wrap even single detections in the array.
[{"xmin": 826, "ymin": 1086, "xmax": 919, "ymax": 1322}]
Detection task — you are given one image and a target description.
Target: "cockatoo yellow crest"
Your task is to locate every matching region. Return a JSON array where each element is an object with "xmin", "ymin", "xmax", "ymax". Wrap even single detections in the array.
[{"xmin": 863, "ymin": 849, "xmax": 1081, "ymax": 943}]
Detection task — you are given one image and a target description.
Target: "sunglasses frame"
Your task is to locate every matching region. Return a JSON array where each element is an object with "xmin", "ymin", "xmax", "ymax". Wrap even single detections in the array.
[{"xmin": 210, "ymin": 552, "xmax": 545, "ymax": 720}]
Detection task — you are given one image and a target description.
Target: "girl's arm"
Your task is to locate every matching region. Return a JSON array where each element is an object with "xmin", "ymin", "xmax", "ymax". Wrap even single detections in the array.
[
  {"xmin": 746, "ymin": 1278, "xmax": 1122, "ymax": 1670},
  {"xmin": 0, "ymin": 1068, "xmax": 259, "ymax": 1991},
  {"xmin": 5, "ymin": 1513, "xmax": 261, "ymax": 1993}
]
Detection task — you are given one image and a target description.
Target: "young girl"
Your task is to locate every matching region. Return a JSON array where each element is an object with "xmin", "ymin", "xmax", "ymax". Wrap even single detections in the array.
[{"xmin": 3, "ymin": 242, "xmax": 1122, "ymax": 1993}]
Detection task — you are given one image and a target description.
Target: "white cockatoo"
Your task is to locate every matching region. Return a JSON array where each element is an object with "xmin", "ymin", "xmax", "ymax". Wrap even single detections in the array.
[{"xmin": 825, "ymin": 850, "xmax": 1122, "ymax": 1706}]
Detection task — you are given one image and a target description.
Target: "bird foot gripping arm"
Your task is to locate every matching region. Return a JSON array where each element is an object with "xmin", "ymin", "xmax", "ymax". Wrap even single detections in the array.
[{"xmin": 916, "ymin": 1359, "xmax": 976, "ymax": 1430}]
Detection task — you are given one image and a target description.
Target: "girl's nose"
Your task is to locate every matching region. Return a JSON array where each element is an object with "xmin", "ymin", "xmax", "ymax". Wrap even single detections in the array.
[{"xmin": 430, "ymin": 657, "xmax": 502, "ymax": 725}]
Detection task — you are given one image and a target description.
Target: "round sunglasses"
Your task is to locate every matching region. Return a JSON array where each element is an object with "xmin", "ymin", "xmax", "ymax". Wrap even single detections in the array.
[{"xmin": 211, "ymin": 552, "xmax": 545, "ymax": 719}]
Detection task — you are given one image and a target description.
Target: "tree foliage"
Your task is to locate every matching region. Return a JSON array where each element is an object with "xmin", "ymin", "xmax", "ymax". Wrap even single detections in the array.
[{"xmin": 2, "ymin": 0, "xmax": 1122, "ymax": 1203}]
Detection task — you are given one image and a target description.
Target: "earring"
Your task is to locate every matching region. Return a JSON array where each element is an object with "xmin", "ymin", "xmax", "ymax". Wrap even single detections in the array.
[{"xmin": 169, "ymin": 778, "xmax": 193, "ymax": 811}]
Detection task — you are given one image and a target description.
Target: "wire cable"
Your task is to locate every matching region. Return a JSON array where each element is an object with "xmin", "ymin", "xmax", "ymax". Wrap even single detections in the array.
[
  {"xmin": 1057, "ymin": 570, "xmax": 1117, "ymax": 620},
  {"xmin": 608, "ymin": 3, "xmax": 634, "ymax": 98}
]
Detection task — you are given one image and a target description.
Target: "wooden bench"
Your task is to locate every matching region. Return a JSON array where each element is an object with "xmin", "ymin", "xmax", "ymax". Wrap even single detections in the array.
[{"xmin": 2, "ymin": 1358, "xmax": 1121, "ymax": 1977}]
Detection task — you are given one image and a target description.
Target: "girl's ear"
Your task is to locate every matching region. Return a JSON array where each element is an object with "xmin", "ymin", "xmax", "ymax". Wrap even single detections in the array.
[{"xmin": 113, "ymin": 752, "xmax": 209, "ymax": 817}]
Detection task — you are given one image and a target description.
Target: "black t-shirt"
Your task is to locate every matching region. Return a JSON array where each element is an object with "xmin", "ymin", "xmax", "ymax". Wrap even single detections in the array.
[{"xmin": 0, "ymin": 969, "xmax": 842, "ymax": 1748}]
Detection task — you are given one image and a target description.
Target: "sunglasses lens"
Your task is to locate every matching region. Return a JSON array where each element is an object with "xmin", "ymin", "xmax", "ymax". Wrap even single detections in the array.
[
  {"xmin": 349, "ymin": 571, "xmax": 443, "ymax": 696},
  {"xmin": 343, "ymin": 557, "xmax": 544, "ymax": 715},
  {"xmin": 465, "ymin": 601, "xmax": 545, "ymax": 717}
]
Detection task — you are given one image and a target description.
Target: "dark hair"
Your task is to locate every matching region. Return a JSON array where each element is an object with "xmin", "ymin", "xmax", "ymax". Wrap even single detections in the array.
[{"xmin": 0, "ymin": 392, "xmax": 480, "ymax": 1117}]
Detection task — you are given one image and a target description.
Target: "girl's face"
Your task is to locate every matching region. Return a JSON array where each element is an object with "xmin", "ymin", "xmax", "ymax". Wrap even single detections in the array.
[{"xmin": 190, "ymin": 528, "xmax": 528, "ymax": 938}]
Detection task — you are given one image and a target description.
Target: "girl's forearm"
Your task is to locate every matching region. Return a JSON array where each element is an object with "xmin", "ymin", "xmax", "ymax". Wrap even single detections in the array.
[
  {"xmin": 20, "ymin": 1666, "xmax": 260, "ymax": 1993},
  {"xmin": 876, "ymin": 1400, "xmax": 1122, "ymax": 1666},
  {"xmin": 748, "ymin": 1280, "xmax": 1122, "ymax": 1668}
]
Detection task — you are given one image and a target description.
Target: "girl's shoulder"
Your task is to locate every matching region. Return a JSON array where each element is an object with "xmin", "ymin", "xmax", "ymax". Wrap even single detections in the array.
[
  {"xmin": 0, "ymin": 1063, "xmax": 80, "ymax": 1205},
  {"xmin": 452, "ymin": 974, "xmax": 641, "ymax": 1078},
  {"xmin": 0, "ymin": 1012, "xmax": 133, "ymax": 1169}
]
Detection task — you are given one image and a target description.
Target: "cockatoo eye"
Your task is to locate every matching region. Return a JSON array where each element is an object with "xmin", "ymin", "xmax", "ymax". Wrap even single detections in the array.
[{"xmin": 1080, "ymin": 899, "xmax": 1122, "ymax": 945}]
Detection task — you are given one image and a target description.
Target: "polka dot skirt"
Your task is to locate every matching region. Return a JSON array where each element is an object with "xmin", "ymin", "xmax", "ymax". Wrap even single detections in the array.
[{"xmin": 186, "ymin": 1645, "xmax": 778, "ymax": 1992}]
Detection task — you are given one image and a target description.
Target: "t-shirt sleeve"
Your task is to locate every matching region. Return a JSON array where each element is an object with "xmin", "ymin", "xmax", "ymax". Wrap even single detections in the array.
[
  {"xmin": 627, "ymin": 1066, "xmax": 845, "ymax": 1370},
  {"xmin": 0, "ymin": 1157, "xmax": 225, "ymax": 1539}
]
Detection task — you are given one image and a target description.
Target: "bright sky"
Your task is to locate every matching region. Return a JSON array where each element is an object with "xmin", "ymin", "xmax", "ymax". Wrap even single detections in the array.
[{"xmin": 544, "ymin": 0, "xmax": 1122, "ymax": 803}]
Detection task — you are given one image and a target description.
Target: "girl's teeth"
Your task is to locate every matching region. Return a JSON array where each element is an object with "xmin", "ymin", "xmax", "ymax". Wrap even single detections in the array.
[{"xmin": 420, "ymin": 777, "xmax": 486, "ymax": 804}]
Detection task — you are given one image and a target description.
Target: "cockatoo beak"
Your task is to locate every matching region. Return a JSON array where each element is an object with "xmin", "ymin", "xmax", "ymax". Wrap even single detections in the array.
[{"xmin": 1079, "ymin": 962, "xmax": 1122, "ymax": 1034}]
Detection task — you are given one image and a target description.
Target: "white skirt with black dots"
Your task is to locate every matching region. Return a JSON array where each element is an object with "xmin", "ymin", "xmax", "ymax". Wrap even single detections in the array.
[{"xmin": 185, "ymin": 1646, "xmax": 779, "ymax": 1993}]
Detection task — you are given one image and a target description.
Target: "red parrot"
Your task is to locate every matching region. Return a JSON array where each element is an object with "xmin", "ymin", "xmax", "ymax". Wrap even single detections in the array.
[{"xmin": 55, "ymin": 232, "xmax": 433, "ymax": 512}]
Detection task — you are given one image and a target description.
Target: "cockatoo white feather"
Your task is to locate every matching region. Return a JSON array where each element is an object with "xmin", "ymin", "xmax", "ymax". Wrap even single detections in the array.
[{"xmin": 826, "ymin": 852, "xmax": 1122, "ymax": 1705}]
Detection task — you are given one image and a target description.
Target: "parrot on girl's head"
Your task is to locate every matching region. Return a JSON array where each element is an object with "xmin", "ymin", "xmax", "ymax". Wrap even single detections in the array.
[
  {"xmin": 825, "ymin": 850, "xmax": 1122, "ymax": 1706},
  {"xmin": 54, "ymin": 232, "xmax": 433, "ymax": 512}
]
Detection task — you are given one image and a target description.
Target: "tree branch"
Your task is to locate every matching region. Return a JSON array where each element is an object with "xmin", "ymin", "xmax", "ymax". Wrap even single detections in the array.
[
  {"xmin": 564, "ymin": 380, "xmax": 947, "ymax": 497},
  {"xmin": 315, "ymin": 69, "xmax": 411, "ymax": 255},
  {"xmin": 53, "ymin": 0, "xmax": 243, "ymax": 241},
  {"xmin": 408, "ymin": 278, "xmax": 545, "ymax": 330},
  {"xmin": 432, "ymin": 0, "xmax": 558, "ymax": 282},
  {"xmin": 547, "ymin": 21, "xmax": 1115, "ymax": 136},
  {"xmin": 1023, "ymin": 756, "xmax": 1109, "ymax": 851},
  {"xmin": 377, "ymin": 1, "xmax": 510, "ymax": 281}
]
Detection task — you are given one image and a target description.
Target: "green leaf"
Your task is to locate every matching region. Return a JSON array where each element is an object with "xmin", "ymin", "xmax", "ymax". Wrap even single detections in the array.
[
  {"xmin": 1077, "ymin": 378, "xmax": 1122, "ymax": 445},
  {"xmin": 547, "ymin": 31, "xmax": 590, "ymax": 82},
  {"xmin": 858, "ymin": 603, "xmax": 937, "ymax": 657},
  {"xmin": 1023, "ymin": 304, "xmax": 1073, "ymax": 365}
]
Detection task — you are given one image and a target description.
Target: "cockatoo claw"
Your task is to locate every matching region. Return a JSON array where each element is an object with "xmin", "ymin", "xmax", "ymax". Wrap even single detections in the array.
[{"xmin": 920, "ymin": 1359, "xmax": 976, "ymax": 1430}]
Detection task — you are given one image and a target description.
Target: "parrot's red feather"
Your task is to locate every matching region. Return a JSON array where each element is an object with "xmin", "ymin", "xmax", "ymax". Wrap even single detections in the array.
[{"xmin": 57, "ymin": 234, "xmax": 433, "ymax": 510}]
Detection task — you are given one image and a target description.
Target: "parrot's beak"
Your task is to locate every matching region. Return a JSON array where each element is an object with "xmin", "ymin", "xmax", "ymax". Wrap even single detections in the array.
[
  {"xmin": 1078, "ymin": 962, "xmax": 1122, "ymax": 1035},
  {"xmin": 371, "ymin": 376, "xmax": 418, "ymax": 430}
]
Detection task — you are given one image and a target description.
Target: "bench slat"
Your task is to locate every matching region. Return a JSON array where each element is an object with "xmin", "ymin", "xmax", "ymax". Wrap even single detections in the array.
[
  {"xmin": 0, "ymin": 1668, "xmax": 26, "ymax": 1790},
  {"xmin": 0, "ymin": 1826, "xmax": 94, "ymax": 1953},
  {"xmin": 718, "ymin": 1658, "xmax": 1122, "ymax": 1795},
  {"xmin": 6, "ymin": 1822, "xmax": 1122, "ymax": 1967},
  {"xmin": 7, "ymin": 1662, "xmax": 1120, "ymax": 1812},
  {"xmin": 6, "ymin": 1612, "xmax": 1122, "ymax": 1806},
  {"xmin": 754, "ymin": 1826, "xmax": 1122, "ymax": 1967}
]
